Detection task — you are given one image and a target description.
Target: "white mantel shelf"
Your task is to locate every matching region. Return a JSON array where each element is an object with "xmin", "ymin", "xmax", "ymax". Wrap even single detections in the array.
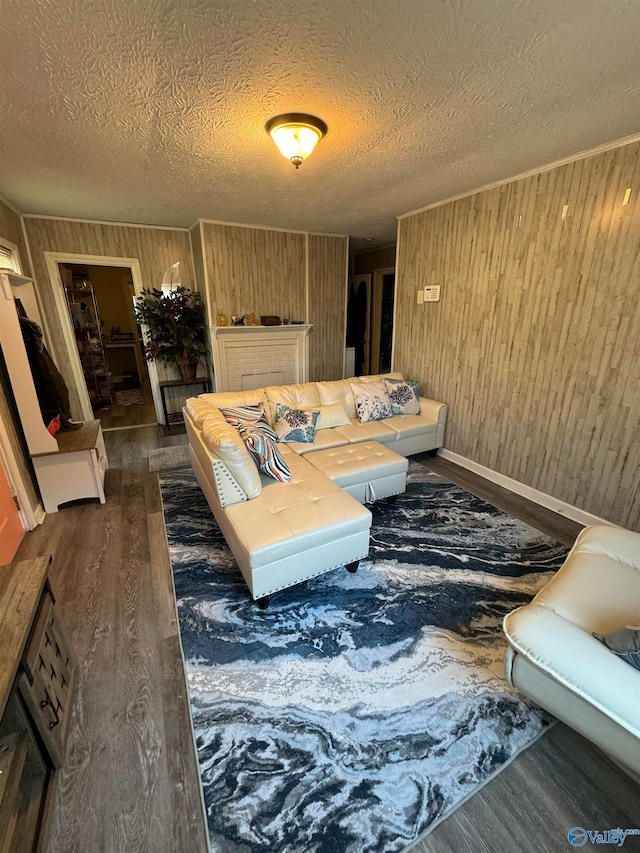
[
  {"xmin": 211, "ymin": 324, "xmax": 312, "ymax": 337},
  {"xmin": 210, "ymin": 324, "xmax": 313, "ymax": 392}
]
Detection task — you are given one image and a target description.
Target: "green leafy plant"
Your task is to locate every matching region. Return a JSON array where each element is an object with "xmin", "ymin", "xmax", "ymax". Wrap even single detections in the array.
[{"xmin": 134, "ymin": 287, "xmax": 207, "ymax": 379}]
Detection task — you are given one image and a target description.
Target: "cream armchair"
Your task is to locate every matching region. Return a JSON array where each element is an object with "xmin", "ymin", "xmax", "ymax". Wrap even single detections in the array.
[{"xmin": 503, "ymin": 525, "xmax": 640, "ymax": 780}]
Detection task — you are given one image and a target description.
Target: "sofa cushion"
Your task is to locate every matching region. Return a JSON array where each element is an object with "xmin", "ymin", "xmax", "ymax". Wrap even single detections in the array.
[
  {"xmin": 266, "ymin": 381, "xmax": 321, "ymax": 408},
  {"xmin": 316, "ymin": 378, "xmax": 357, "ymax": 419},
  {"xmin": 333, "ymin": 418, "xmax": 397, "ymax": 444},
  {"xmin": 383, "ymin": 378, "xmax": 421, "ymax": 415},
  {"xmin": 357, "ymin": 372, "xmax": 405, "ymax": 383},
  {"xmin": 274, "ymin": 403, "xmax": 320, "ymax": 443},
  {"xmin": 265, "ymin": 382, "xmax": 321, "ymax": 423},
  {"xmin": 533, "ymin": 528, "xmax": 640, "ymax": 635},
  {"xmin": 241, "ymin": 428, "xmax": 291, "ymax": 482},
  {"xmin": 185, "ymin": 395, "xmax": 225, "ymax": 427},
  {"xmin": 383, "ymin": 414, "xmax": 438, "ymax": 441},
  {"xmin": 224, "ymin": 452, "xmax": 371, "ymax": 569},
  {"xmin": 284, "ymin": 428, "xmax": 350, "ymax": 456},
  {"xmin": 351, "ymin": 381, "xmax": 392, "ymax": 423},
  {"xmin": 200, "ymin": 415, "xmax": 263, "ymax": 499},
  {"xmin": 208, "ymin": 389, "xmax": 268, "ymax": 411},
  {"xmin": 315, "ymin": 401, "xmax": 350, "ymax": 429}
]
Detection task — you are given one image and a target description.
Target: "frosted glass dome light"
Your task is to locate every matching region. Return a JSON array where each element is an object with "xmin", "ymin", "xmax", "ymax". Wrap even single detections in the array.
[{"xmin": 265, "ymin": 113, "xmax": 328, "ymax": 168}]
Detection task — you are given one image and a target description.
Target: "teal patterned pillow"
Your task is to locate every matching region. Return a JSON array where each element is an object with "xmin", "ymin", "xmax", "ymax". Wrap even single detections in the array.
[
  {"xmin": 383, "ymin": 378, "xmax": 420, "ymax": 415},
  {"xmin": 274, "ymin": 404, "xmax": 320, "ymax": 443}
]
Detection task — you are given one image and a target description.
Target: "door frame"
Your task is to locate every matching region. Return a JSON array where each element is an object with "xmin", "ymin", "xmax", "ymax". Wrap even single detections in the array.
[
  {"xmin": 348, "ymin": 274, "xmax": 372, "ymax": 376},
  {"xmin": 371, "ymin": 267, "xmax": 395, "ymax": 374},
  {"xmin": 44, "ymin": 252, "xmax": 164, "ymax": 423}
]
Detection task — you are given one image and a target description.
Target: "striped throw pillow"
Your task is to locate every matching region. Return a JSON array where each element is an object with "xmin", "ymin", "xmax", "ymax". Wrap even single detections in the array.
[
  {"xmin": 219, "ymin": 403, "xmax": 277, "ymax": 441},
  {"xmin": 241, "ymin": 428, "xmax": 291, "ymax": 482}
]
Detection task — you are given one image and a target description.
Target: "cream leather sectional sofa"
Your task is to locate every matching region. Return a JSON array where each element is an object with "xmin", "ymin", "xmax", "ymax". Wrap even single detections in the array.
[{"xmin": 184, "ymin": 373, "xmax": 447, "ymax": 606}]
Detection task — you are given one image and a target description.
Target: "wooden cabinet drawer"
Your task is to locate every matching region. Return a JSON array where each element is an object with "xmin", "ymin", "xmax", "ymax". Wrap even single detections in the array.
[{"xmin": 18, "ymin": 590, "xmax": 76, "ymax": 769}]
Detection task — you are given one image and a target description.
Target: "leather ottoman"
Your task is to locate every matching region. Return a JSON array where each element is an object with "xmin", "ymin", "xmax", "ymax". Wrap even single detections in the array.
[{"xmin": 305, "ymin": 440, "xmax": 408, "ymax": 504}]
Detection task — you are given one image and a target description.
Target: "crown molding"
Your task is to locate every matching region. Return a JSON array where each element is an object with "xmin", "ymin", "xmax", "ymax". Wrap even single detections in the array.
[
  {"xmin": 398, "ymin": 131, "xmax": 640, "ymax": 221},
  {"xmin": 22, "ymin": 213, "xmax": 190, "ymax": 232}
]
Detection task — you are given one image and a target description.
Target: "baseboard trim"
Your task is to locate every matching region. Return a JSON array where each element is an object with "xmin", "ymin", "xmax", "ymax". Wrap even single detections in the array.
[{"xmin": 438, "ymin": 449, "xmax": 616, "ymax": 529}]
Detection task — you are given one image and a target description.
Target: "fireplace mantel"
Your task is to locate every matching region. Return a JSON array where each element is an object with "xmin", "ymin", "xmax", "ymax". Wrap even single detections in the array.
[{"xmin": 210, "ymin": 324, "xmax": 312, "ymax": 392}]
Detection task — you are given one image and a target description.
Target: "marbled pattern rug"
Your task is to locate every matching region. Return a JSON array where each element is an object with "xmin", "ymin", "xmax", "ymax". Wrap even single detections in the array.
[{"xmin": 160, "ymin": 463, "xmax": 566, "ymax": 853}]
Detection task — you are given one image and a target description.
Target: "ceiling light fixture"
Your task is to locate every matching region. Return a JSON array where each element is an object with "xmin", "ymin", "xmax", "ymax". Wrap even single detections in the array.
[{"xmin": 265, "ymin": 113, "xmax": 328, "ymax": 169}]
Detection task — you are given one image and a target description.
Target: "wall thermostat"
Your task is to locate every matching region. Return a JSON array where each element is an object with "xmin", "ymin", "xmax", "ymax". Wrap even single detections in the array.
[{"xmin": 424, "ymin": 285, "xmax": 441, "ymax": 302}]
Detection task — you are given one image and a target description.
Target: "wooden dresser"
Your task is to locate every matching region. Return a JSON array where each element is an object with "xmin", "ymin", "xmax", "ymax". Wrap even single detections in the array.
[{"xmin": 0, "ymin": 556, "xmax": 76, "ymax": 851}]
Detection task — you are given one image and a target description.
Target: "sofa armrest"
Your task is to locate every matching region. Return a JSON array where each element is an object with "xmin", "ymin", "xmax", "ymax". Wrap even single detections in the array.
[
  {"xmin": 418, "ymin": 397, "xmax": 448, "ymax": 446},
  {"xmin": 504, "ymin": 603, "xmax": 640, "ymax": 737}
]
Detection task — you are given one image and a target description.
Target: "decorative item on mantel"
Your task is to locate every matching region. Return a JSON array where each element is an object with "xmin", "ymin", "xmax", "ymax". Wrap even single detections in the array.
[
  {"xmin": 244, "ymin": 313, "xmax": 260, "ymax": 326},
  {"xmin": 216, "ymin": 313, "xmax": 228, "ymax": 326},
  {"xmin": 134, "ymin": 272, "xmax": 207, "ymax": 382}
]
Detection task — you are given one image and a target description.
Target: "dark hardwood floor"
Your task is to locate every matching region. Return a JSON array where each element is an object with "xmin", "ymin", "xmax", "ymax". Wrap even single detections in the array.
[
  {"xmin": 12, "ymin": 432, "xmax": 639, "ymax": 853},
  {"xmin": 94, "ymin": 378, "xmax": 157, "ymax": 431}
]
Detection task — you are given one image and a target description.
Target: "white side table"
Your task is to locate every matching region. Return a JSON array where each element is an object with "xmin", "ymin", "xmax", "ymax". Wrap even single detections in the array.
[{"xmin": 31, "ymin": 420, "xmax": 108, "ymax": 513}]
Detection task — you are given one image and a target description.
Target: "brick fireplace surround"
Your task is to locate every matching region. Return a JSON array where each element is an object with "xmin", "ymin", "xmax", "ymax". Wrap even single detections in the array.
[{"xmin": 210, "ymin": 325, "xmax": 312, "ymax": 392}]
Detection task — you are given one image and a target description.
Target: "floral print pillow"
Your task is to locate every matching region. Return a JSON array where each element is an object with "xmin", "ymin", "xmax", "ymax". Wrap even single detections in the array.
[
  {"xmin": 383, "ymin": 378, "xmax": 421, "ymax": 415},
  {"xmin": 274, "ymin": 404, "xmax": 320, "ymax": 443},
  {"xmin": 350, "ymin": 381, "xmax": 392, "ymax": 423}
]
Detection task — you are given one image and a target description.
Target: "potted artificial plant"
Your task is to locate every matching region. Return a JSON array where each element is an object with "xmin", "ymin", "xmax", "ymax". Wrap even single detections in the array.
[{"xmin": 134, "ymin": 286, "xmax": 207, "ymax": 381}]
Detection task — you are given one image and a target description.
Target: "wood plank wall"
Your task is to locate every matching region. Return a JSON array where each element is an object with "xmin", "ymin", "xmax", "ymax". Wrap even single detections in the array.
[
  {"xmin": 0, "ymin": 199, "xmax": 41, "ymax": 516},
  {"xmin": 200, "ymin": 222, "xmax": 306, "ymax": 324},
  {"xmin": 200, "ymin": 222, "xmax": 347, "ymax": 383},
  {"xmin": 395, "ymin": 141, "xmax": 640, "ymax": 530},
  {"xmin": 23, "ymin": 218, "xmax": 194, "ymax": 416},
  {"xmin": 308, "ymin": 234, "xmax": 347, "ymax": 381},
  {"xmin": 351, "ymin": 244, "xmax": 396, "ymax": 276}
]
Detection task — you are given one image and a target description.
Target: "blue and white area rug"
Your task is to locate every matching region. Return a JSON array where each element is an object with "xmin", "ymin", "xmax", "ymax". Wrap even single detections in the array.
[{"xmin": 160, "ymin": 463, "xmax": 567, "ymax": 853}]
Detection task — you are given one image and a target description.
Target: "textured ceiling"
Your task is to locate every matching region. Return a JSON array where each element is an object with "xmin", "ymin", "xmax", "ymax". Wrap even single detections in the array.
[{"xmin": 1, "ymin": 0, "xmax": 640, "ymax": 250}]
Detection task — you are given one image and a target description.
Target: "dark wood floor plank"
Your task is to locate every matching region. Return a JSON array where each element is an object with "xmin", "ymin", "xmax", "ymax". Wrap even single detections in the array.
[{"xmin": 97, "ymin": 380, "xmax": 157, "ymax": 432}]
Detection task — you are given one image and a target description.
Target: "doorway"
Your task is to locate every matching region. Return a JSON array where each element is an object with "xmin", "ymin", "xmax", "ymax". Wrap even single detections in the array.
[
  {"xmin": 58, "ymin": 263, "xmax": 156, "ymax": 429},
  {"xmin": 371, "ymin": 268, "xmax": 395, "ymax": 374},
  {"xmin": 346, "ymin": 274, "xmax": 371, "ymax": 377},
  {"xmin": 347, "ymin": 267, "xmax": 395, "ymax": 377}
]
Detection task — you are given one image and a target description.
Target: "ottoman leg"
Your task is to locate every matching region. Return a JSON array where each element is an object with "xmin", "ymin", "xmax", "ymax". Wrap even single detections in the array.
[
  {"xmin": 255, "ymin": 595, "xmax": 270, "ymax": 610},
  {"xmin": 346, "ymin": 560, "xmax": 360, "ymax": 574}
]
